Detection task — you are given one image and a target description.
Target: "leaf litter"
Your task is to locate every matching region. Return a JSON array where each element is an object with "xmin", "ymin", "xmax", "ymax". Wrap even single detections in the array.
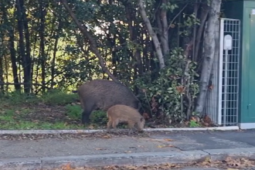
[
  {"xmin": 53, "ymin": 156, "xmax": 255, "ymax": 170},
  {"xmin": 0, "ymin": 130, "xmax": 149, "ymax": 141}
]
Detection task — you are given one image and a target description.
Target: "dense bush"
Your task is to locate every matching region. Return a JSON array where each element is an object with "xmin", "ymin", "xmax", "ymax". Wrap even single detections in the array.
[{"xmin": 135, "ymin": 48, "xmax": 199, "ymax": 125}]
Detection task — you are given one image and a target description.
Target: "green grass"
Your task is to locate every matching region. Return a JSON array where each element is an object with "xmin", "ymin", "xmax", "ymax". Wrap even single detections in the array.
[
  {"xmin": 0, "ymin": 90, "xmax": 87, "ymax": 130},
  {"xmin": 0, "ymin": 106, "xmax": 84, "ymax": 130},
  {"xmin": 189, "ymin": 120, "xmax": 201, "ymax": 127},
  {"xmin": 0, "ymin": 120, "xmax": 84, "ymax": 130},
  {"xmin": 65, "ymin": 104, "xmax": 82, "ymax": 119},
  {"xmin": 0, "ymin": 90, "xmax": 116, "ymax": 130}
]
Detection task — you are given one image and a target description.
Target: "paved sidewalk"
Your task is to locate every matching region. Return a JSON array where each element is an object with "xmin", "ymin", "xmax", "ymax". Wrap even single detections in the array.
[{"xmin": 0, "ymin": 129, "xmax": 255, "ymax": 169}]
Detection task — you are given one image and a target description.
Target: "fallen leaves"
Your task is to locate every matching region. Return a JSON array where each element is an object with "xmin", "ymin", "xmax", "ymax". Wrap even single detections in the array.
[
  {"xmin": 0, "ymin": 130, "xmax": 147, "ymax": 141},
  {"xmin": 55, "ymin": 163, "xmax": 180, "ymax": 170},
  {"xmin": 62, "ymin": 163, "xmax": 73, "ymax": 170},
  {"xmin": 157, "ymin": 144, "xmax": 174, "ymax": 148},
  {"xmin": 191, "ymin": 156, "xmax": 255, "ymax": 169},
  {"xmin": 53, "ymin": 157, "xmax": 255, "ymax": 170},
  {"xmin": 95, "ymin": 147, "xmax": 106, "ymax": 151},
  {"xmin": 164, "ymin": 138, "xmax": 173, "ymax": 142}
]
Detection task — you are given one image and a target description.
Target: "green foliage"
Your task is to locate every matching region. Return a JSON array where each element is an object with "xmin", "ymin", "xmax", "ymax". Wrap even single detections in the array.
[
  {"xmin": 161, "ymin": 2, "xmax": 178, "ymax": 12},
  {"xmin": 135, "ymin": 48, "xmax": 199, "ymax": 124},
  {"xmin": 65, "ymin": 104, "xmax": 82, "ymax": 119},
  {"xmin": 90, "ymin": 110, "xmax": 108, "ymax": 125},
  {"xmin": 189, "ymin": 120, "xmax": 201, "ymax": 127},
  {"xmin": 0, "ymin": 0, "xmax": 205, "ymax": 127},
  {"xmin": 41, "ymin": 90, "xmax": 79, "ymax": 106}
]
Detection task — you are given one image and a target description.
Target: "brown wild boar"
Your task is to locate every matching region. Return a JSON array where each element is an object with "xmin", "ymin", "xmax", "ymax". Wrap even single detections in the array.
[
  {"xmin": 77, "ymin": 79, "xmax": 141, "ymax": 124},
  {"xmin": 106, "ymin": 104, "xmax": 145, "ymax": 132}
]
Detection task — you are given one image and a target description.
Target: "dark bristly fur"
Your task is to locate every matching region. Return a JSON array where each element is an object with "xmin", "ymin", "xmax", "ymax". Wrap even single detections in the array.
[{"xmin": 77, "ymin": 79, "xmax": 141, "ymax": 124}]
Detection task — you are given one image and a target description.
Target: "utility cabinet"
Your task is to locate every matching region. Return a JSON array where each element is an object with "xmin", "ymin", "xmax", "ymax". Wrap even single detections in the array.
[{"xmin": 223, "ymin": 0, "xmax": 255, "ymax": 129}]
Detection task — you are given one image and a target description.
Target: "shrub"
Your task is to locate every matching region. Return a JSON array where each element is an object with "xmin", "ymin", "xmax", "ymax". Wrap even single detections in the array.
[
  {"xmin": 135, "ymin": 48, "xmax": 199, "ymax": 125},
  {"xmin": 90, "ymin": 110, "xmax": 108, "ymax": 125}
]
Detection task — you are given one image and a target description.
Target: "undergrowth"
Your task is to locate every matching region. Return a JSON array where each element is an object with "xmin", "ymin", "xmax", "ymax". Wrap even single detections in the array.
[
  {"xmin": 0, "ymin": 89, "xmax": 115, "ymax": 130},
  {"xmin": 0, "ymin": 90, "xmax": 85, "ymax": 130}
]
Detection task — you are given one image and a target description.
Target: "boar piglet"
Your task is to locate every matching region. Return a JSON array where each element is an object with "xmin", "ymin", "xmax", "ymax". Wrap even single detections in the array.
[{"xmin": 106, "ymin": 104, "xmax": 145, "ymax": 133}]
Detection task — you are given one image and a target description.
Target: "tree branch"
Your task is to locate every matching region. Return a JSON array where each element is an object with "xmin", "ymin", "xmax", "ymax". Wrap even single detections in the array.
[
  {"xmin": 138, "ymin": 0, "xmax": 165, "ymax": 69},
  {"xmin": 60, "ymin": 0, "xmax": 119, "ymax": 83}
]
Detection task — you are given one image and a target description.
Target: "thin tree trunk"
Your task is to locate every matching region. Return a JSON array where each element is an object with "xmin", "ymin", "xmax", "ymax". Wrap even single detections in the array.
[
  {"xmin": 192, "ymin": 1, "xmax": 199, "ymax": 61},
  {"xmin": 195, "ymin": 0, "xmax": 222, "ymax": 115},
  {"xmin": 51, "ymin": 17, "xmax": 62, "ymax": 89},
  {"xmin": 16, "ymin": 0, "xmax": 26, "ymax": 92},
  {"xmin": 23, "ymin": 12, "xmax": 32, "ymax": 93},
  {"xmin": 0, "ymin": 55, "xmax": 4, "ymax": 94},
  {"xmin": 138, "ymin": 0, "xmax": 165, "ymax": 69},
  {"xmin": 194, "ymin": 4, "xmax": 209, "ymax": 62},
  {"xmin": 9, "ymin": 29, "xmax": 21, "ymax": 91},
  {"xmin": 39, "ymin": 0, "xmax": 47, "ymax": 92},
  {"xmin": 31, "ymin": 18, "xmax": 40, "ymax": 93},
  {"xmin": 0, "ymin": 16, "xmax": 4, "ymax": 93},
  {"xmin": 16, "ymin": 0, "xmax": 32, "ymax": 93},
  {"xmin": 1, "ymin": 2, "xmax": 21, "ymax": 92},
  {"xmin": 159, "ymin": 0, "xmax": 169, "ymax": 56}
]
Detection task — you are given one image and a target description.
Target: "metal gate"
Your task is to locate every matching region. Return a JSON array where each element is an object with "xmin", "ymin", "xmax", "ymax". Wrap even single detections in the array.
[{"xmin": 204, "ymin": 18, "xmax": 241, "ymax": 126}]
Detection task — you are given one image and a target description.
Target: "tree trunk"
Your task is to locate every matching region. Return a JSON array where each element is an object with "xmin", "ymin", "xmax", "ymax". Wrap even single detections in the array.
[
  {"xmin": 1, "ymin": 2, "xmax": 21, "ymax": 91},
  {"xmin": 195, "ymin": 0, "xmax": 222, "ymax": 115},
  {"xmin": 194, "ymin": 4, "xmax": 209, "ymax": 62},
  {"xmin": 16, "ymin": 0, "xmax": 26, "ymax": 92},
  {"xmin": 51, "ymin": 14, "xmax": 62, "ymax": 89},
  {"xmin": 39, "ymin": 0, "xmax": 47, "ymax": 92},
  {"xmin": 158, "ymin": 0, "xmax": 169, "ymax": 56},
  {"xmin": 0, "ymin": 54, "xmax": 4, "ymax": 94},
  {"xmin": 9, "ymin": 29, "xmax": 21, "ymax": 91},
  {"xmin": 16, "ymin": 0, "xmax": 32, "ymax": 94},
  {"xmin": 23, "ymin": 12, "xmax": 32, "ymax": 94},
  {"xmin": 138, "ymin": 0, "xmax": 165, "ymax": 69}
]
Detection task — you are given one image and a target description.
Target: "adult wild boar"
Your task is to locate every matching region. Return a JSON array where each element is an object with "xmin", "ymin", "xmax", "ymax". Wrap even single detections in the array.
[{"xmin": 77, "ymin": 79, "xmax": 141, "ymax": 124}]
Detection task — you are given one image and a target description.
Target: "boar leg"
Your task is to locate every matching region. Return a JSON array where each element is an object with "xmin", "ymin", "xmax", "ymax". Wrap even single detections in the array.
[
  {"xmin": 107, "ymin": 119, "xmax": 112, "ymax": 130},
  {"xmin": 81, "ymin": 102, "xmax": 95, "ymax": 124},
  {"xmin": 128, "ymin": 122, "xmax": 135, "ymax": 130},
  {"xmin": 127, "ymin": 122, "xmax": 135, "ymax": 135},
  {"xmin": 111, "ymin": 120, "xmax": 118, "ymax": 129}
]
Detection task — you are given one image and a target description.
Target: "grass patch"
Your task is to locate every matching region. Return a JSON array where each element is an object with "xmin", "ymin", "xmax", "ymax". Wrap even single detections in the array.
[
  {"xmin": 90, "ymin": 110, "xmax": 108, "ymax": 126},
  {"xmin": 65, "ymin": 104, "xmax": 82, "ymax": 119},
  {"xmin": 1, "ymin": 91, "xmax": 40, "ymax": 105},
  {"xmin": 0, "ymin": 90, "xmax": 86, "ymax": 130},
  {"xmin": 189, "ymin": 120, "xmax": 201, "ymax": 127}
]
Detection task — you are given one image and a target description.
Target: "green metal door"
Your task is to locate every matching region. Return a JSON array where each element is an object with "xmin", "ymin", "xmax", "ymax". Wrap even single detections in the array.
[{"xmin": 243, "ymin": 7, "xmax": 255, "ymax": 123}]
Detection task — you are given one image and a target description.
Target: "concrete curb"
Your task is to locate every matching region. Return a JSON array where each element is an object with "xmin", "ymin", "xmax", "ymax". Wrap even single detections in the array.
[
  {"xmin": 1, "ymin": 147, "xmax": 255, "ymax": 170},
  {"xmin": 0, "ymin": 126, "xmax": 239, "ymax": 135}
]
